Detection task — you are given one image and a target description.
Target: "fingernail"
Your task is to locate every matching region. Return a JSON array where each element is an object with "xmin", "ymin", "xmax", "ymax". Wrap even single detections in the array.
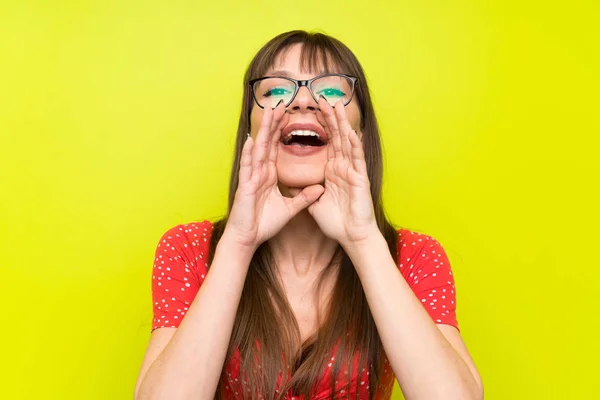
[
  {"xmin": 319, "ymin": 95, "xmax": 326, "ymax": 101},
  {"xmin": 277, "ymin": 99, "xmax": 284, "ymax": 107}
]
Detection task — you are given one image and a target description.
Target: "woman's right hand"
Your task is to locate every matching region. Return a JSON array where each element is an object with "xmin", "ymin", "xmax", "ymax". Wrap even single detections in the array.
[{"xmin": 223, "ymin": 102, "xmax": 325, "ymax": 250}]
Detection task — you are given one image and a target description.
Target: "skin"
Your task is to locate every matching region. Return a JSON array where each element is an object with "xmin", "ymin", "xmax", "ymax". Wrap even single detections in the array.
[
  {"xmin": 249, "ymin": 44, "xmax": 363, "ymax": 193},
  {"xmin": 134, "ymin": 43, "xmax": 483, "ymax": 399},
  {"xmin": 240, "ymin": 44, "xmax": 372, "ymax": 341}
]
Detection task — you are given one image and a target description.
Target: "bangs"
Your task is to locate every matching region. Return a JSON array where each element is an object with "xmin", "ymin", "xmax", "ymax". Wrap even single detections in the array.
[
  {"xmin": 248, "ymin": 33, "xmax": 354, "ymax": 80},
  {"xmin": 243, "ymin": 31, "xmax": 366, "ymax": 121},
  {"xmin": 297, "ymin": 40, "xmax": 345, "ymax": 75}
]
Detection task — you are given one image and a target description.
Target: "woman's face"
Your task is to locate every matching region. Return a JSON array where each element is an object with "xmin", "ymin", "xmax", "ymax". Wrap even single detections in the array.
[{"xmin": 249, "ymin": 44, "xmax": 362, "ymax": 195}]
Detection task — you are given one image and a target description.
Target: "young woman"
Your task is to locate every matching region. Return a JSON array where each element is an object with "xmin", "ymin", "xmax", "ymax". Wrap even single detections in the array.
[{"xmin": 135, "ymin": 30, "xmax": 483, "ymax": 400}]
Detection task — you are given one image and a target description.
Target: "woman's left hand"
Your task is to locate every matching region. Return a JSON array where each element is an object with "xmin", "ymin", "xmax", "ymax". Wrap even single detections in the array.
[{"xmin": 308, "ymin": 97, "xmax": 380, "ymax": 247}]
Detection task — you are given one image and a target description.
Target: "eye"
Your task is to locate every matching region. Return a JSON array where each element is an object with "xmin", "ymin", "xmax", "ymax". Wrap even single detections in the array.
[
  {"xmin": 263, "ymin": 87, "xmax": 292, "ymax": 97},
  {"xmin": 318, "ymin": 88, "xmax": 346, "ymax": 97}
]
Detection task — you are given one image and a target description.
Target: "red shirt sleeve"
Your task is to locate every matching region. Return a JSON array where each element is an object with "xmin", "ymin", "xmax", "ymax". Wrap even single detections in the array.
[
  {"xmin": 151, "ymin": 221, "xmax": 213, "ymax": 331},
  {"xmin": 397, "ymin": 229, "xmax": 459, "ymax": 330}
]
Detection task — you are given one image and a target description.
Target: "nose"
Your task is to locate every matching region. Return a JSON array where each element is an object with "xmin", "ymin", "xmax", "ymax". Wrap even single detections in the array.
[{"xmin": 287, "ymin": 86, "xmax": 318, "ymax": 113}]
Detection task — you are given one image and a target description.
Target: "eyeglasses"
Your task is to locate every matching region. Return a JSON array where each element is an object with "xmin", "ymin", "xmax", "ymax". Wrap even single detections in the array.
[{"xmin": 249, "ymin": 73, "xmax": 358, "ymax": 109}]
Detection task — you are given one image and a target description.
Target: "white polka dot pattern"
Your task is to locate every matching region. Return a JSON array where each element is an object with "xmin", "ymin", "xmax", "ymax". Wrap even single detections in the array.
[
  {"xmin": 150, "ymin": 222, "xmax": 459, "ymax": 398},
  {"xmin": 151, "ymin": 221, "xmax": 212, "ymax": 331},
  {"xmin": 397, "ymin": 230, "xmax": 459, "ymax": 330}
]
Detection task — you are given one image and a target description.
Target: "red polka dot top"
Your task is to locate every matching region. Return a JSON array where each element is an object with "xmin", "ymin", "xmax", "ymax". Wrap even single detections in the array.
[{"xmin": 151, "ymin": 221, "xmax": 459, "ymax": 399}]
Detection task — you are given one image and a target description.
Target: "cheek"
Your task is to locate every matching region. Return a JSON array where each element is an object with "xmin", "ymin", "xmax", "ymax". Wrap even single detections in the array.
[
  {"xmin": 346, "ymin": 100, "xmax": 362, "ymax": 131},
  {"xmin": 250, "ymin": 108, "xmax": 264, "ymax": 137},
  {"xmin": 351, "ymin": 115, "xmax": 361, "ymax": 132}
]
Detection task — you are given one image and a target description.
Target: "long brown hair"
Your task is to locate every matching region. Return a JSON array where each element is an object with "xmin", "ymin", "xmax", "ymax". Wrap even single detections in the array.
[{"xmin": 209, "ymin": 30, "xmax": 398, "ymax": 399}]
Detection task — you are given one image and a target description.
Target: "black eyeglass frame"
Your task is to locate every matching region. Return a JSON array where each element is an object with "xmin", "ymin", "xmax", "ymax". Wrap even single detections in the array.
[{"xmin": 248, "ymin": 73, "xmax": 359, "ymax": 109}]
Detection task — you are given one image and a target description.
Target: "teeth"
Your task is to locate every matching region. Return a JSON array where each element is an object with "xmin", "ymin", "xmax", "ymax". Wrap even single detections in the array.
[
  {"xmin": 282, "ymin": 129, "xmax": 325, "ymax": 145},
  {"xmin": 286, "ymin": 130, "xmax": 320, "ymax": 139}
]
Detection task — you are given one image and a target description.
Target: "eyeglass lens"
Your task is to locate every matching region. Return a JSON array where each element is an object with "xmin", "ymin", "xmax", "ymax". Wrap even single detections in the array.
[{"xmin": 253, "ymin": 75, "xmax": 354, "ymax": 109}]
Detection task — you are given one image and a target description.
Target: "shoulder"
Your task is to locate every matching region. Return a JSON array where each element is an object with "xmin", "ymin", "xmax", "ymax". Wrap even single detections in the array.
[
  {"xmin": 158, "ymin": 220, "xmax": 214, "ymax": 242},
  {"xmin": 396, "ymin": 229, "xmax": 447, "ymax": 261},
  {"xmin": 394, "ymin": 228, "xmax": 453, "ymax": 285},
  {"xmin": 154, "ymin": 220, "xmax": 215, "ymax": 272},
  {"xmin": 157, "ymin": 221, "xmax": 214, "ymax": 251},
  {"xmin": 395, "ymin": 228, "xmax": 459, "ymax": 328},
  {"xmin": 151, "ymin": 220, "xmax": 215, "ymax": 331}
]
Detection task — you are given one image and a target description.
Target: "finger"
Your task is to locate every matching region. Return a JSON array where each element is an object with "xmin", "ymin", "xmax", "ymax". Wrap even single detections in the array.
[
  {"xmin": 334, "ymin": 100, "xmax": 352, "ymax": 158},
  {"xmin": 269, "ymin": 99, "xmax": 286, "ymax": 133},
  {"xmin": 348, "ymin": 128, "xmax": 368, "ymax": 176},
  {"xmin": 239, "ymin": 135, "xmax": 254, "ymax": 183},
  {"xmin": 316, "ymin": 111, "xmax": 334, "ymax": 161},
  {"xmin": 264, "ymin": 101, "xmax": 285, "ymax": 164},
  {"xmin": 319, "ymin": 96, "xmax": 343, "ymax": 159},
  {"xmin": 252, "ymin": 105, "xmax": 275, "ymax": 169},
  {"xmin": 266, "ymin": 100, "xmax": 286, "ymax": 163},
  {"xmin": 288, "ymin": 184, "xmax": 325, "ymax": 216},
  {"xmin": 326, "ymin": 128, "xmax": 335, "ymax": 160},
  {"xmin": 316, "ymin": 108, "xmax": 328, "ymax": 130},
  {"xmin": 269, "ymin": 108, "xmax": 288, "ymax": 163}
]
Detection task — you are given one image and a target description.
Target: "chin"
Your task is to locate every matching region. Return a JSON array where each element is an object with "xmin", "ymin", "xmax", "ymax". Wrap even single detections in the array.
[{"xmin": 277, "ymin": 168, "xmax": 325, "ymax": 190}]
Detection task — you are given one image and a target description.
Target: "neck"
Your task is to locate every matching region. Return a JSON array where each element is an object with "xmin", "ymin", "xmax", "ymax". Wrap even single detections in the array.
[{"xmin": 268, "ymin": 210, "xmax": 339, "ymax": 278}]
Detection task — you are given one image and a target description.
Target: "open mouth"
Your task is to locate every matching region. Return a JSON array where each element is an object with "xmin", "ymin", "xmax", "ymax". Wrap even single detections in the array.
[{"xmin": 281, "ymin": 130, "xmax": 326, "ymax": 147}]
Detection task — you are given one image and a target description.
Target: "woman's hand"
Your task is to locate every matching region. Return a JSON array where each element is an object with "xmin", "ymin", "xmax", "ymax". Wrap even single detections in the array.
[
  {"xmin": 224, "ymin": 102, "xmax": 325, "ymax": 250},
  {"xmin": 308, "ymin": 97, "xmax": 380, "ymax": 247}
]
